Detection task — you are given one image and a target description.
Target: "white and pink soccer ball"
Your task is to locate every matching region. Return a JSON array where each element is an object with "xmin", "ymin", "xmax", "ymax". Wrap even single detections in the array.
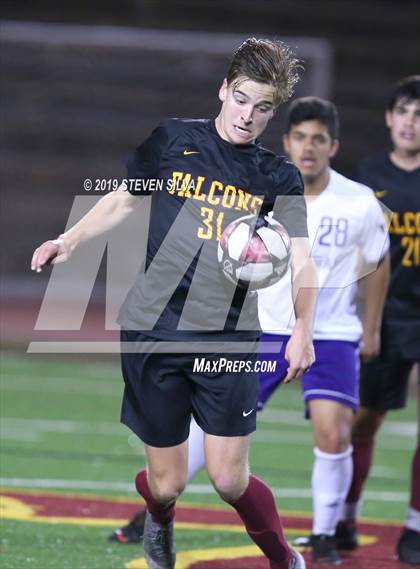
[{"xmin": 217, "ymin": 214, "xmax": 291, "ymax": 290}]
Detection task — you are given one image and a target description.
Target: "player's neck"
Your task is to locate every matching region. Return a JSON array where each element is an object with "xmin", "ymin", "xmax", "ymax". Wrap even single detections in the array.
[
  {"xmin": 389, "ymin": 148, "xmax": 420, "ymax": 172},
  {"xmin": 304, "ymin": 168, "xmax": 330, "ymax": 199}
]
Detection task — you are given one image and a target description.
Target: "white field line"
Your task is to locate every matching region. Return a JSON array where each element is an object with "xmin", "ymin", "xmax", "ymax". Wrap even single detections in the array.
[
  {"xmin": 2, "ymin": 370, "xmax": 416, "ymax": 431},
  {"xmin": 0, "ymin": 477, "xmax": 409, "ymax": 503},
  {"xmin": 0, "ymin": 418, "xmax": 125, "ymax": 436},
  {"xmin": 371, "ymin": 465, "xmax": 401, "ymax": 478},
  {"xmin": 0, "ymin": 431, "xmax": 41, "ymax": 442},
  {"xmin": 1, "ymin": 376, "xmax": 121, "ymax": 396},
  {"xmin": 253, "ymin": 429, "xmax": 414, "ymax": 450},
  {"xmin": 2, "ymin": 377, "xmax": 415, "ymax": 437},
  {"xmin": 0, "ymin": 417, "xmax": 415, "ymax": 450},
  {"xmin": 260, "ymin": 408, "xmax": 417, "ymax": 437},
  {"xmin": 3, "ymin": 365, "xmax": 120, "ymax": 380}
]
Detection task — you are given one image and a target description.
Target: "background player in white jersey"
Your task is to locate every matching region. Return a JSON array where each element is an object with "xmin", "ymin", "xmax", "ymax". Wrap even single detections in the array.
[{"xmin": 257, "ymin": 97, "xmax": 390, "ymax": 565}]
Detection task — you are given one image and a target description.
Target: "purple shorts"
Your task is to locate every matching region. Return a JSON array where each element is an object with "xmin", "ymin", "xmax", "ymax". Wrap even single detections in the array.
[{"xmin": 258, "ymin": 333, "xmax": 360, "ymax": 413}]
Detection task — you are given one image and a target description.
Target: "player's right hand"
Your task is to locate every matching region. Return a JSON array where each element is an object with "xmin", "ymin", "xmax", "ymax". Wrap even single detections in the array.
[
  {"xmin": 360, "ymin": 328, "xmax": 381, "ymax": 363},
  {"xmin": 283, "ymin": 324, "xmax": 315, "ymax": 383},
  {"xmin": 31, "ymin": 238, "xmax": 70, "ymax": 273}
]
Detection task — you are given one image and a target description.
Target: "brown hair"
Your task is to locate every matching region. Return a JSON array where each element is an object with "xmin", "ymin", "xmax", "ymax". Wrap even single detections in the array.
[{"xmin": 226, "ymin": 38, "xmax": 302, "ymax": 106}]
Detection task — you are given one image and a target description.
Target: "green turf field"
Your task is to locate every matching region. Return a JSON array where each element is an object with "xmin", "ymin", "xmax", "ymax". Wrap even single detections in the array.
[{"xmin": 0, "ymin": 353, "xmax": 417, "ymax": 568}]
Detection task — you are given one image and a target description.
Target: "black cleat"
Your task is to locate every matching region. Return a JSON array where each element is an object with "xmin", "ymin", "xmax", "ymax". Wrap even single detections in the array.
[
  {"xmin": 335, "ymin": 520, "xmax": 359, "ymax": 551},
  {"xmin": 397, "ymin": 528, "xmax": 420, "ymax": 566},
  {"xmin": 108, "ymin": 509, "xmax": 146, "ymax": 544},
  {"xmin": 311, "ymin": 534, "xmax": 341, "ymax": 566}
]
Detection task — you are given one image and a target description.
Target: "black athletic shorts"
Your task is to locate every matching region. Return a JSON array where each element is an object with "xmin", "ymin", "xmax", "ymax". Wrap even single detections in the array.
[
  {"xmin": 360, "ymin": 317, "xmax": 419, "ymax": 412},
  {"xmin": 120, "ymin": 330, "xmax": 259, "ymax": 447}
]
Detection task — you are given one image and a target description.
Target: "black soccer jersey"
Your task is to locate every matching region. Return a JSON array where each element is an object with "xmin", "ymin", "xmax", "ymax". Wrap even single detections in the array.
[
  {"xmin": 118, "ymin": 118, "xmax": 307, "ymax": 339},
  {"xmin": 357, "ymin": 152, "xmax": 420, "ymax": 325}
]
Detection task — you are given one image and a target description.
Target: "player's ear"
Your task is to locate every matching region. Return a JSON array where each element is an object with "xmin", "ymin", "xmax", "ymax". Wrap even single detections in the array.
[
  {"xmin": 283, "ymin": 133, "xmax": 291, "ymax": 154},
  {"xmin": 329, "ymin": 139, "xmax": 339, "ymax": 158},
  {"xmin": 385, "ymin": 110, "xmax": 393, "ymax": 129},
  {"xmin": 219, "ymin": 78, "xmax": 228, "ymax": 103}
]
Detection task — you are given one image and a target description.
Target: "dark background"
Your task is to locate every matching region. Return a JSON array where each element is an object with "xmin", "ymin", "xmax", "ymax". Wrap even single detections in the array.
[{"xmin": 1, "ymin": 0, "xmax": 419, "ymax": 282}]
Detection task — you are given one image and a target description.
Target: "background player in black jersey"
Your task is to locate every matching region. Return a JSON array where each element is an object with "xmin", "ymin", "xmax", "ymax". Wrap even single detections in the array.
[
  {"xmin": 337, "ymin": 75, "xmax": 420, "ymax": 566},
  {"xmin": 31, "ymin": 39, "xmax": 317, "ymax": 569}
]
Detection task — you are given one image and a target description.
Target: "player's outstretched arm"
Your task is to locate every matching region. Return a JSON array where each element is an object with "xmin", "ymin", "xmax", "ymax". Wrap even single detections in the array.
[
  {"xmin": 284, "ymin": 237, "xmax": 318, "ymax": 383},
  {"xmin": 360, "ymin": 252, "xmax": 390, "ymax": 362},
  {"xmin": 31, "ymin": 184, "xmax": 140, "ymax": 272}
]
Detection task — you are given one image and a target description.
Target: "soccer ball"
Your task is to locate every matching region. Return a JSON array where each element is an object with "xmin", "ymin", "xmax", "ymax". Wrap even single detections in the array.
[{"xmin": 217, "ymin": 214, "xmax": 291, "ymax": 290}]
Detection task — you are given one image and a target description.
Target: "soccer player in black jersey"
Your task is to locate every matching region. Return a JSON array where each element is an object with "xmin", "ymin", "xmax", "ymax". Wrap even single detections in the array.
[
  {"xmin": 337, "ymin": 76, "xmax": 420, "ymax": 565},
  {"xmin": 31, "ymin": 39, "xmax": 317, "ymax": 569}
]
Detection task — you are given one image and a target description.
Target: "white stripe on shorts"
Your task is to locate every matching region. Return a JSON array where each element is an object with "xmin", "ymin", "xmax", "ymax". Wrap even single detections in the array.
[{"xmin": 303, "ymin": 388, "xmax": 359, "ymax": 405}]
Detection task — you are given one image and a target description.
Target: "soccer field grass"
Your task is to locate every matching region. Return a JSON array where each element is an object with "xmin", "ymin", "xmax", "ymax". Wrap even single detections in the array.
[{"xmin": 0, "ymin": 353, "xmax": 417, "ymax": 568}]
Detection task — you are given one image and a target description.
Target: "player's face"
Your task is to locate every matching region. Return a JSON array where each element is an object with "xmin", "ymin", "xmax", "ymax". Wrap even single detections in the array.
[
  {"xmin": 216, "ymin": 78, "xmax": 276, "ymax": 144},
  {"xmin": 283, "ymin": 120, "xmax": 339, "ymax": 183},
  {"xmin": 386, "ymin": 98, "xmax": 420, "ymax": 154}
]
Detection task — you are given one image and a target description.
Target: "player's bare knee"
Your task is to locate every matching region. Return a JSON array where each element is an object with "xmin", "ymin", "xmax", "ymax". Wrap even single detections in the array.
[
  {"xmin": 315, "ymin": 418, "xmax": 351, "ymax": 452},
  {"xmin": 319, "ymin": 441, "xmax": 350, "ymax": 454},
  {"xmin": 149, "ymin": 475, "xmax": 186, "ymax": 504},
  {"xmin": 152, "ymin": 484, "xmax": 185, "ymax": 505},
  {"xmin": 352, "ymin": 407, "xmax": 386, "ymax": 440},
  {"xmin": 317, "ymin": 431, "xmax": 350, "ymax": 454},
  {"xmin": 209, "ymin": 471, "xmax": 248, "ymax": 503}
]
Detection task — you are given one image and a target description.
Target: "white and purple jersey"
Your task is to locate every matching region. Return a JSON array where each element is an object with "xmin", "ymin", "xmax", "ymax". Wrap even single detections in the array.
[
  {"xmin": 258, "ymin": 169, "xmax": 390, "ymax": 342},
  {"xmin": 257, "ymin": 169, "xmax": 390, "ymax": 411}
]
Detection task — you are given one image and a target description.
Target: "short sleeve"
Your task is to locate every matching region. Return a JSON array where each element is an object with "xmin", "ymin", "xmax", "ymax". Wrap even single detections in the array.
[
  {"xmin": 359, "ymin": 192, "xmax": 390, "ymax": 264},
  {"xmin": 125, "ymin": 123, "xmax": 169, "ymax": 195},
  {"xmin": 356, "ymin": 158, "xmax": 376, "ymax": 189},
  {"xmin": 355, "ymin": 160, "xmax": 367, "ymax": 184},
  {"xmin": 272, "ymin": 169, "xmax": 308, "ymax": 237}
]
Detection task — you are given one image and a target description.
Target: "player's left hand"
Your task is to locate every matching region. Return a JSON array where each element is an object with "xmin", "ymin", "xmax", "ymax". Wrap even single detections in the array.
[
  {"xmin": 284, "ymin": 322, "xmax": 315, "ymax": 383},
  {"xmin": 31, "ymin": 238, "xmax": 70, "ymax": 273},
  {"xmin": 360, "ymin": 328, "xmax": 380, "ymax": 362}
]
